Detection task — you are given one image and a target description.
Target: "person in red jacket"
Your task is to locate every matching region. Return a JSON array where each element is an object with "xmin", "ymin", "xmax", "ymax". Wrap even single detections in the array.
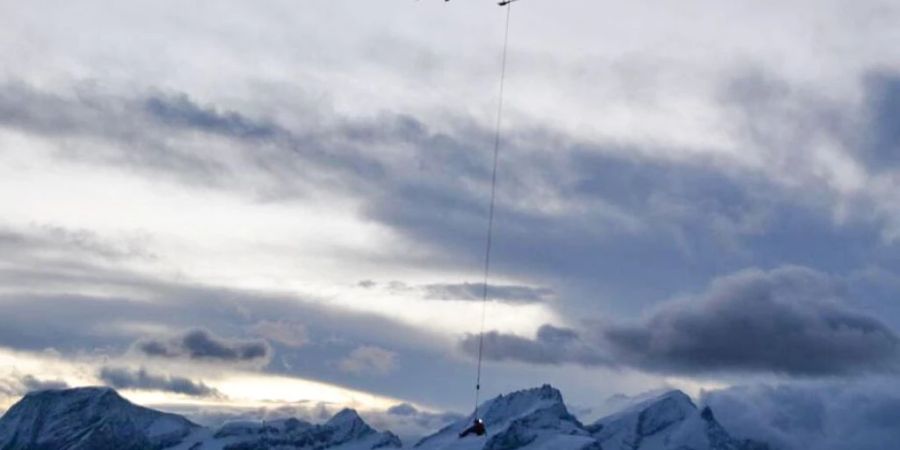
[{"xmin": 459, "ymin": 418, "xmax": 487, "ymax": 438}]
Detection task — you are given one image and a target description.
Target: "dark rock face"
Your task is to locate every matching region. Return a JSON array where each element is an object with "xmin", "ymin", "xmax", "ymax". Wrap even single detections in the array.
[{"xmin": 0, "ymin": 387, "xmax": 197, "ymax": 450}]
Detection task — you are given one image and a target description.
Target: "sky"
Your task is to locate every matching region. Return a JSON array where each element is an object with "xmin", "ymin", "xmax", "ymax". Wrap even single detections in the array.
[{"xmin": 2, "ymin": 0, "xmax": 900, "ymax": 447}]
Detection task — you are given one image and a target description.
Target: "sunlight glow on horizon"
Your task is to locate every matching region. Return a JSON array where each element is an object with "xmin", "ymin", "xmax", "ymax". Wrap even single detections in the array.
[{"xmin": 0, "ymin": 346, "xmax": 410, "ymax": 414}]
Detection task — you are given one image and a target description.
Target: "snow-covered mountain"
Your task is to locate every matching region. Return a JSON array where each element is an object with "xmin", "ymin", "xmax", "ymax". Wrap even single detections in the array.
[
  {"xmin": 0, "ymin": 387, "xmax": 400, "ymax": 450},
  {"xmin": 171, "ymin": 407, "xmax": 402, "ymax": 450},
  {"xmin": 413, "ymin": 386, "xmax": 770, "ymax": 450},
  {"xmin": 0, "ymin": 385, "xmax": 771, "ymax": 450},
  {"xmin": 588, "ymin": 390, "xmax": 770, "ymax": 450},
  {"xmin": 413, "ymin": 385, "xmax": 598, "ymax": 450},
  {"xmin": 0, "ymin": 387, "xmax": 198, "ymax": 450}
]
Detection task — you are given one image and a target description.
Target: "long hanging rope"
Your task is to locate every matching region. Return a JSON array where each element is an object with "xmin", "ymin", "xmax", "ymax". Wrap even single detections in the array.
[{"xmin": 473, "ymin": 1, "xmax": 514, "ymax": 416}]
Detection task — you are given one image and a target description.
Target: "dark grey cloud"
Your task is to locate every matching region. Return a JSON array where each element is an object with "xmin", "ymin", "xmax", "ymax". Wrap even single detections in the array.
[
  {"xmin": 423, "ymin": 283, "xmax": 553, "ymax": 304},
  {"xmin": 460, "ymin": 324, "xmax": 611, "ymax": 367},
  {"xmin": 462, "ymin": 266, "xmax": 900, "ymax": 376},
  {"xmin": 135, "ymin": 328, "xmax": 271, "ymax": 364},
  {"xmin": 603, "ymin": 266, "xmax": 900, "ymax": 375},
  {"xmin": 142, "ymin": 94, "xmax": 280, "ymax": 140},
  {"xmin": 98, "ymin": 367, "xmax": 221, "ymax": 397}
]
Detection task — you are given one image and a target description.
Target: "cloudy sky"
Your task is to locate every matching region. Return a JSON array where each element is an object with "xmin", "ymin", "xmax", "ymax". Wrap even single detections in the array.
[{"xmin": 2, "ymin": 0, "xmax": 900, "ymax": 446}]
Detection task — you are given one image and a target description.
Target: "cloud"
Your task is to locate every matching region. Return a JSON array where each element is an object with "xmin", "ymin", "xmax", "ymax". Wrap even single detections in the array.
[
  {"xmin": 142, "ymin": 94, "xmax": 280, "ymax": 140},
  {"xmin": 0, "ymin": 374, "xmax": 68, "ymax": 397},
  {"xmin": 0, "ymin": 82, "xmax": 385, "ymax": 193},
  {"xmin": 604, "ymin": 266, "xmax": 900, "ymax": 375},
  {"xmin": 379, "ymin": 281, "xmax": 554, "ymax": 305},
  {"xmin": 463, "ymin": 266, "xmax": 900, "ymax": 376},
  {"xmin": 337, "ymin": 346, "xmax": 397, "ymax": 376},
  {"xmin": 250, "ymin": 321, "xmax": 308, "ymax": 348},
  {"xmin": 862, "ymin": 73, "xmax": 900, "ymax": 168},
  {"xmin": 135, "ymin": 328, "xmax": 271, "ymax": 365},
  {"xmin": 387, "ymin": 403, "xmax": 419, "ymax": 416},
  {"xmin": 373, "ymin": 402, "xmax": 464, "ymax": 444},
  {"xmin": 460, "ymin": 324, "xmax": 610, "ymax": 367},
  {"xmin": 0, "ymin": 225, "xmax": 153, "ymax": 264},
  {"xmin": 98, "ymin": 367, "xmax": 221, "ymax": 397},
  {"xmin": 423, "ymin": 283, "xmax": 554, "ymax": 305},
  {"xmin": 0, "ymin": 222, "xmax": 443, "ymax": 358},
  {"xmin": 1, "ymin": 71, "xmax": 892, "ymax": 302},
  {"xmin": 703, "ymin": 379, "xmax": 900, "ymax": 450}
]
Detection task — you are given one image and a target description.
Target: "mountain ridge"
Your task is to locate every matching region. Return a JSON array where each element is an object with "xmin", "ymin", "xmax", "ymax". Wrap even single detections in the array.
[{"xmin": 0, "ymin": 385, "xmax": 769, "ymax": 450}]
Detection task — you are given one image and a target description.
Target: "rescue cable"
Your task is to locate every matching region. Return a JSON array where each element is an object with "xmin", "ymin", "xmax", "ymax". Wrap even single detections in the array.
[{"xmin": 472, "ymin": 0, "xmax": 515, "ymax": 418}]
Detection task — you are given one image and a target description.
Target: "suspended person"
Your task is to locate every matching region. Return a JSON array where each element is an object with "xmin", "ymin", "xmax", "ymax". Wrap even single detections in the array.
[{"xmin": 459, "ymin": 418, "xmax": 486, "ymax": 438}]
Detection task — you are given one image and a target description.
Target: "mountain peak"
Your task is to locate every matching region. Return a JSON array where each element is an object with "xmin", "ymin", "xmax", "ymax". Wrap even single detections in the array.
[
  {"xmin": 24, "ymin": 385, "xmax": 115, "ymax": 398},
  {"xmin": 325, "ymin": 407, "xmax": 379, "ymax": 444},
  {"xmin": 507, "ymin": 384, "xmax": 563, "ymax": 402},
  {"xmin": 478, "ymin": 384, "xmax": 567, "ymax": 424},
  {"xmin": 590, "ymin": 389, "xmax": 772, "ymax": 450},
  {"xmin": 0, "ymin": 386, "xmax": 197, "ymax": 450},
  {"xmin": 327, "ymin": 407, "xmax": 364, "ymax": 426},
  {"xmin": 413, "ymin": 384, "xmax": 593, "ymax": 449},
  {"xmin": 659, "ymin": 389, "xmax": 693, "ymax": 404}
]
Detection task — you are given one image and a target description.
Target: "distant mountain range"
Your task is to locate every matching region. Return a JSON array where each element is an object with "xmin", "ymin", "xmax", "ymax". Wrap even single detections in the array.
[{"xmin": 0, "ymin": 384, "xmax": 769, "ymax": 450}]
